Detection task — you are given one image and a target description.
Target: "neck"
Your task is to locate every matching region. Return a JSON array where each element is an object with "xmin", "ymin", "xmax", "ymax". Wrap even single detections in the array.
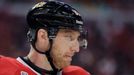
[{"xmin": 27, "ymin": 49, "xmax": 53, "ymax": 71}]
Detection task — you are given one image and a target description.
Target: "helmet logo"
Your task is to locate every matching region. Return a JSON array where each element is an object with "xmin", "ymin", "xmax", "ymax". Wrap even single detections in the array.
[{"xmin": 32, "ymin": 2, "xmax": 46, "ymax": 9}]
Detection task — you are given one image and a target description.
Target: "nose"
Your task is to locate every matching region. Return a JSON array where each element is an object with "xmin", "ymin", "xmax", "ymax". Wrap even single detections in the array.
[{"xmin": 70, "ymin": 40, "xmax": 80, "ymax": 52}]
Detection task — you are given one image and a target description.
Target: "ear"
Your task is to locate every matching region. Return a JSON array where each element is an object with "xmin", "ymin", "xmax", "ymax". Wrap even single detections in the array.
[{"xmin": 37, "ymin": 29, "xmax": 48, "ymax": 41}]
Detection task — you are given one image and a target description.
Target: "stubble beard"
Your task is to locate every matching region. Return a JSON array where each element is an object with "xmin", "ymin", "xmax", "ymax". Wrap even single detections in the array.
[{"xmin": 51, "ymin": 52, "xmax": 71, "ymax": 69}]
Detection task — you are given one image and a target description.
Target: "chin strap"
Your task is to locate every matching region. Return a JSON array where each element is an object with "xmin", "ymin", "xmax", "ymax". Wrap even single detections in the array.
[
  {"xmin": 31, "ymin": 41, "xmax": 47, "ymax": 54},
  {"xmin": 29, "ymin": 27, "xmax": 61, "ymax": 74},
  {"xmin": 31, "ymin": 38, "xmax": 60, "ymax": 75},
  {"xmin": 45, "ymin": 39, "xmax": 60, "ymax": 74}
]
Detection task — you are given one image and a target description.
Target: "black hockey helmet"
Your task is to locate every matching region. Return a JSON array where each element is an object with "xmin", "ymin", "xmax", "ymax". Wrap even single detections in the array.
[{"xmin": 27, "ymin": 1, "xmax": 87, "ymax": 49}]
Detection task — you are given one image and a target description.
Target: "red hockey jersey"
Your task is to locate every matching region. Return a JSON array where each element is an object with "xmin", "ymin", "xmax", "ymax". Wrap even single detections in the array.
[{"xmin": 0, "ymin": 55, "xmax": 90, "ymax": 75}]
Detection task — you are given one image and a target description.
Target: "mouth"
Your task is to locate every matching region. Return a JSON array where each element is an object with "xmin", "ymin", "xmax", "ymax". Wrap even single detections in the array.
[{"xmin": 64, "ymin": 55, "xmax": 73, "ymax": 61}]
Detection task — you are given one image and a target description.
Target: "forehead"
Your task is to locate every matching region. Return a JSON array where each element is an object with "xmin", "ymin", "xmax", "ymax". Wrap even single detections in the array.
[{"xmin": 58, "ymin": 29, "xmax": 80, "ymax": 36}]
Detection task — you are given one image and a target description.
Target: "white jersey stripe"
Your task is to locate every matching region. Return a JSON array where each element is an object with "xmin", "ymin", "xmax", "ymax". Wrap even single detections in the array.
[{"xmin": 16, "ymin": 57, "xmax": 41, "ymax": 75}]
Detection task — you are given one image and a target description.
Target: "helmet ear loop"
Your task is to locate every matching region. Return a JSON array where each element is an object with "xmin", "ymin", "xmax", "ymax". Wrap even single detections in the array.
[
  {"xmin": 27, "ymin": 28, "xmax": 38, "ymax": 44},
  {"xmin": 28, "ymin": 28, "xmax": 50, "ymax": 54}
]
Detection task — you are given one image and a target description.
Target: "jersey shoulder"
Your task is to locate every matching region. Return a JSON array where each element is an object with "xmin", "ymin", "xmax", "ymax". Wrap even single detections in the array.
[
  {"xmin": 0, "ymin": 55, "xmax": 19, "ymax": 68},
  {"xmin": 62, "ymin": 65, "xmax": 91, "ymax": 75},
  {"xmin": 0, "ymin": 55, "xmax": 21, "ymax": 74},
  {"xmin": 0, "ymin": 55, "xmax": 36, "ymax": 75}
]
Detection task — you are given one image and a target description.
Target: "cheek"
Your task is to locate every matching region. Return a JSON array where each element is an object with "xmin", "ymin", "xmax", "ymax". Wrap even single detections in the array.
[
  {"xmin": 51, "ymin": 42, "xmax": 68, "ymax": 59},
  {"xmin": 51, "ymin": 43, "xmax": 64, "ymax": 57},
  {"xmin": 54, "ymin": 38, "xmax": 71, "ymax": 50},
  {"xmin": 51, "ymin": 37, "xmax": 72, "ymax": 57}
]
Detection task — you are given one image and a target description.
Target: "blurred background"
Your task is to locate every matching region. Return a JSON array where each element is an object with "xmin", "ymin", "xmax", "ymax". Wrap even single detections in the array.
[{"xmin": 0, "ymin": 0, "xmax": 134, "ymax": 75}]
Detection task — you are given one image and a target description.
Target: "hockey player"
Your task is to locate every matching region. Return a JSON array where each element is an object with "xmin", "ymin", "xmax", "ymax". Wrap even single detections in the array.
[{"xmin": 0, "ymin": 1, "xmax": 90, "ymax": 75}]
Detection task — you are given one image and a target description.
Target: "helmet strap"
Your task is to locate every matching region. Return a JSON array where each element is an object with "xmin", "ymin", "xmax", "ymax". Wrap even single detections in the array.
[
  {"xmin": 31, "ymin": 39, "xmax": 60, "ymax": 74},
  {"xmin": 45, "ymin": 39, "xmax": 60, "ymax": 74},
  {"xmin": 30, "ymin": 28, "xmax": 60, "ymax": 74},
  {"xmin": 31, "ymin": 41, "xmax": 46, "ymax": 54}
]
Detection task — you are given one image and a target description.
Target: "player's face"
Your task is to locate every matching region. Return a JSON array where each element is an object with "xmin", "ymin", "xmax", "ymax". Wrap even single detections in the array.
[{"xmin": 50, "ymin": 29, "xmax": 80, "ymax": 69}]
